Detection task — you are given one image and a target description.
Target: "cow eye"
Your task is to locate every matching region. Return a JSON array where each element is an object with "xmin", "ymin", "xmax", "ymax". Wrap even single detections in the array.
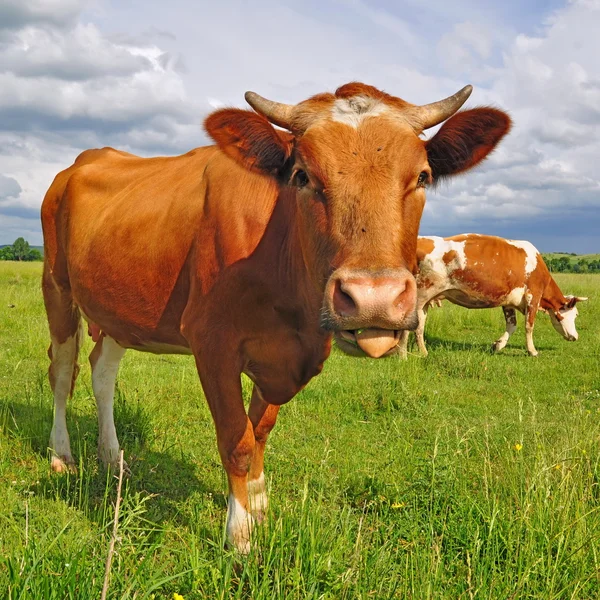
[
  {"xmin": 293, "ymin": 169, "xmax": 310, "ymax": 188},
  {"xmin": 417, "ymin": 171, "xmax": 430, "ymax": 188}
]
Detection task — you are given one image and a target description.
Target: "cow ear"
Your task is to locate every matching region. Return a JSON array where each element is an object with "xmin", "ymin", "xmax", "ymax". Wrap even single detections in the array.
[
  {"xmin": 426, "ymin": 108, "xmax": 512, "ymax": 181},
  {"xmin": 204, "ymin": 109, "xmax": 293, "ymax": 175}
]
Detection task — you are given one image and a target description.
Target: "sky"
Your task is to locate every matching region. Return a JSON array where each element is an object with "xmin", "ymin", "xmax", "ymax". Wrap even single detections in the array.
[{"xmin": 0, "ymin": 0, "xmax": 599, "ymax": 253}]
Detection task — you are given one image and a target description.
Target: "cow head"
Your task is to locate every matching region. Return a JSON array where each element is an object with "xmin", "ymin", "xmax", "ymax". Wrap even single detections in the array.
[
  {"xmin": 205, "ymin": 83, "xmax": 511, "ymax": 358},
  {"xmin": 547, "ymin": 295, "xmax": 588, "ymax": 341}
]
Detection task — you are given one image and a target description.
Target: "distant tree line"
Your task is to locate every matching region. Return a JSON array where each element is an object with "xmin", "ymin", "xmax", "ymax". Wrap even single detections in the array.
[
  {"xmin": 543, "ymin": 255, "xmax": 600, "ymax": 273},
  {"xmin": 0, "ymin": 238, "xmax": 43, "ymax": 261},
  {"xmin": 0, "ymin": 238, "xmax": 596, "ymax": 272}
]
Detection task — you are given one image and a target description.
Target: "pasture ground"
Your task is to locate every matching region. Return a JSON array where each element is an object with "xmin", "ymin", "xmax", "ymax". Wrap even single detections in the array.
[
  {"xmin": 1, "ymin": 262, "xmax": 599, "ymax": 599},
  {"xmin": 543, "ymin": 253, "xmax": 600, "ymax": 265}
]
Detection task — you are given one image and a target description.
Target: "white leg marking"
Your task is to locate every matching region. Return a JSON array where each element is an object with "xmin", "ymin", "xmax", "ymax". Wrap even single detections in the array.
[
  {"xmin": 525, "ymin": 322, "xmax": 538, "ymax": 357},
  {"xmin": 397, "ymin": 330, "xmax": 409, "ymax": 359},
  {"xmin": 415, "ymin": 307, "xmax": 428, "ymax": 356},
  {"xmin": 92, "ymin": 336, "xmax": 126, "ymax": 468},
  {"xmin": 248, "ymin": 472, "xmax": 268, "ymax": 522},
  {"xmin": 494, "ymin": 332, "xmax": 510, "ymax": 352},
  {"xmin": 226, "ymin": 494, "xmax": 255, "ymax": 554},
  {"xmin": 493, "ymin": 309, "xmax": 517, "ymax": 352},
  {"xmin": 50, "ymin": 335, "xmax": 77, "ymax": 472}
]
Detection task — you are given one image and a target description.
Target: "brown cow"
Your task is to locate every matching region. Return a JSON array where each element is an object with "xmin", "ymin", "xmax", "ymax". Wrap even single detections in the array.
[
  {"xmin": 41, "ymin": 83, "xmax": 510, "ymax": 552},
  {"xmin": 398, "ymin": 234, "xmax": 587, "ymax": 357}
]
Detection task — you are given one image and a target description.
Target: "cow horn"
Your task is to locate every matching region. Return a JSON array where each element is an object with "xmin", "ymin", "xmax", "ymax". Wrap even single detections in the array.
[
  {"xmin": 245, "ymin": 91, "xmax": 295, "ymax": 129},
  {"xmin": 412, "ymin": 85, "xmax": 473, "ymax": 130}
]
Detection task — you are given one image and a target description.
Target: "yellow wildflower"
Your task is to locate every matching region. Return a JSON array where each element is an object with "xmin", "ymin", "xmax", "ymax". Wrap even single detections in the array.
[
  {"xmin": 391, "ymin": 502, "xmax": 405, "ymax": 509},
  {"xmin": 554, "ymin": 464, "xmax": 561, "ymax": 471},
  {"xmin": 514, "ymin": 443, "xmax": 523, "ymax": 452},
  {"xmin": 173, "ymin": 594, "xmax": 184, "ymax": 600}
]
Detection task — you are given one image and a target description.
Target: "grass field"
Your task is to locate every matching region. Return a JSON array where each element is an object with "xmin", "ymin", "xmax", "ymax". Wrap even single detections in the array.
[
  {"xmin": 543, "ymin": 253, "xmax": 600, "ymax": 264},
  {"xmin": 1, "ymin": 262, "xmax": 599, "ymax": 599}
]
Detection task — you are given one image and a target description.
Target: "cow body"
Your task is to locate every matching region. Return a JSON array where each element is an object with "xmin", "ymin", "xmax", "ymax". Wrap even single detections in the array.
[
  {"xmin": 398, "ymin": 234, "xmax": 586, "ymax": 357},
  {"xmin": 42, "ymin": 84, "xmax": 510, "ymax": 552}
]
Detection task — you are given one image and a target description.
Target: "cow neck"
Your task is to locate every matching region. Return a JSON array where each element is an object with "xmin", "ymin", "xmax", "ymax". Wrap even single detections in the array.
[
  {"xmin": 540, "ymin": 275, "xmax": 567, "ymax": 312},
  {"xmin": 258, "ymin": 186, "xmax": 324, "ymax": 326}
]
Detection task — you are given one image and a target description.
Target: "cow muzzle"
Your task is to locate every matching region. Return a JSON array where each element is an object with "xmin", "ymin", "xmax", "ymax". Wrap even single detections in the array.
[{"xmin": 323, "ymin": 268, "xmax": 418, "ymax": 358}]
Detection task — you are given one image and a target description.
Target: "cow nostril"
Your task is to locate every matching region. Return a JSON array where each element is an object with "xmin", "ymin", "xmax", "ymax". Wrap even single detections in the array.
[
  {"xmin": 333, "ymin": 280, "xmax": 357, "ymax": 316},
  {"xmin": 394, "ymin": 278, "xmax": 414, "ymax": 307}
]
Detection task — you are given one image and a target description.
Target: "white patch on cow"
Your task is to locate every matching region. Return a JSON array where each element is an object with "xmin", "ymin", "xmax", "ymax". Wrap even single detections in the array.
[
  {"xmin": 49, "ymin": 334, "xmax": 78, "ymax": 471},
  {"xmin": 503, "ymin": 286, "xmax": 526, "ymax": 307},
  {"xmin": 502, "ymin": 285, "xmax": 527, "ymax": 308},
  {"xmin": 248, "ymin": 472, "xmax": 268, "ymax": 521},
  {"xmin": 416, "ymin": 236, "xmax": 466, "ymax": 311},
  {"xmin": 507, "ymin": 240, "xmax": 539, "ymax": 276},
  {"xmin": 549, "ymin": 306, "xmax": 579, "ymax": 341},
  {"xmin": 423, "ymin": 236, "xmax": 467, "ymax": 274},
  {"xmin": 525, "ymin": 291, "xmax": 534, "ymax": 307},
  {"xmin": 92, "ymin": 336, "xmax": 126, "ymax": 467},
  {"xmin": 226, "ymin": 495, "xmax": 254, "ymax": 554},
  {"xmin": 331, "ymin": 95, "xmax": 389, "ymax": 128}
]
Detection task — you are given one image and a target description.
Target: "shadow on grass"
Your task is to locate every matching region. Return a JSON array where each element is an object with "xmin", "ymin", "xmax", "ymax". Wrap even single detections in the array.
[
  {"xmin": 417, "ymin": 335, "xmax": 557, "ymax": 355},
  {"xmin": 1, "ymin": 395, "xmax": 225, "ymax": 535}
]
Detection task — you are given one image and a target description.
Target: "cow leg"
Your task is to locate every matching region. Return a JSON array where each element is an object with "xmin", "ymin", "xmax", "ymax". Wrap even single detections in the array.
[
  {"xmin": 247, "ymin": 386, "xmax": 280, "ymax": 523},
  {"xmin": 43, "ymin": 269, "xmax": 82, "ymax": 473},
  {"xmin": 397, "ymin": 330, "xmax": 409, "ymax": 359},
  {"xmin": 48, "ymin": 332, "xmax": 82, "ymax": 472},
  {"xmin": 415, "ymin": 306, "xmax": 429, "ymax": 356},
  {"xmin": 196, "ymin": 360, "xmax": 255, "ymax": 553},
  {"xmin": 89, "ymin": 336, "xmax": 127, "ymax": 471},
  {"xmin": 525, "ymin": 303, "xmax": 539, "ymax": 357},
  {"xmin": 492, "ymin": 307, "xmax": 517, "ymax": 352}
]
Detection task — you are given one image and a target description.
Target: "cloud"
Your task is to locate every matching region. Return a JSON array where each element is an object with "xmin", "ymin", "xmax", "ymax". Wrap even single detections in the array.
[
  {"xmin": 0, "ymin": 174, "xmax": 21, "ymax": 200},
  {"xmin": 0, "ymin": 1, "xmax": 206, "ymax": 244},
  {"xmin": 0, "ymin": 0, "xmax": 84, "ymax": 31},
  {"xmin": 416, "ymin": 0, "xmax": 600, "ymax": 251},
  {"xmin": 0, "ymin": 0, "xmax": 598, "ymax": 253},
  {"xmin": 438, "ymin": 21, "xmax": 494, "ymax": 73},
  {"xmin": 0, "ymin": 24, "xmax": 153, "ymax": 81}
]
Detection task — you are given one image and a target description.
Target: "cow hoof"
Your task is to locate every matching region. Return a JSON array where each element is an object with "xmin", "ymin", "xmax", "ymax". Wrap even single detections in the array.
[
  {"xmin": 106, "ymin": 458, "xmax": 131, "ymax": 478},
  {"xmin": 51, "ymin": 455, "xmax": 77, "ymax": 474},
  {"xmin": 227, "ymin": 495, "xmax": 255, "ymax": 554},
  {"xmin": 528, "ymin": 351, "xmax": 539, "ymax": 358},
  {"xmin": 99, "ymin": 453, "xmax": 131, "ymax": 477},
  {"xmin": 228, "ymin": 522, "xmax": 253, "ymax": 555},
  {"xmin": 248, "ymin": 474, "xmax": 268, "ymax": 523},
  {"xmin": 252, "ymin": 509, "xmax": 266, "ymax": 524},
  {"xmin": 99, "ymin": 447, "xmax": 131, "ymax": 477}
]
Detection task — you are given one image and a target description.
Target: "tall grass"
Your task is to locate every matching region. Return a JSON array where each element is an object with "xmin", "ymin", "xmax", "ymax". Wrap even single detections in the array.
[{"xmin": 1, "ymin": 263, "xmax": 599, "ymax": 598}]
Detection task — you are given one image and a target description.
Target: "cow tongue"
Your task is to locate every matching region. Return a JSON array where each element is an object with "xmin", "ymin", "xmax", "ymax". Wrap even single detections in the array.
[{"xmin": 355, "ymin": 328, "xmax": 398, "ymax": 358}]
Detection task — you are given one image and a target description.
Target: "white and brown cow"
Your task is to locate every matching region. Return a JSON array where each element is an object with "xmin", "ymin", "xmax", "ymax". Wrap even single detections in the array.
[{"xmin": 398, "ymin": 234, "xmax": 587, "ymax": 357}]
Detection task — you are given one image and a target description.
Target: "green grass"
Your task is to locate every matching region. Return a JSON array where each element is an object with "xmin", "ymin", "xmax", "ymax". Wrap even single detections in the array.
[
  {"xmin": 1, "ymin": 263, "xmax": 599, "ymax": 598},
  {"xmin": 543, "ymin": 253, "xmax": 600, "ymax": 263}
]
